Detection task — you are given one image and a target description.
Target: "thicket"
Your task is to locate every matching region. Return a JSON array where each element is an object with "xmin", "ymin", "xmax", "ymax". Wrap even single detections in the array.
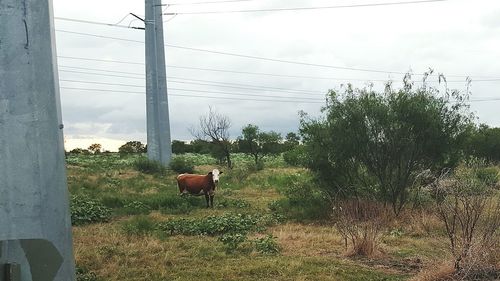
[
  {"xmin": 70, "ymin": 195, "xmax": 111, "ymax": 225},
  {"xmin": 300, "ymin": 78, "xmax": 473, "ymax": 215}
]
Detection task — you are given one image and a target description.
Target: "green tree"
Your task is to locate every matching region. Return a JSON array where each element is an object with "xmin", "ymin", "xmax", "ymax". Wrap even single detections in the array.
[
  {"xmin": 466, "ymin": 124, "xmax": 500, "ymax": 163},
  {"xmin": 172, "ymin": 140, "xmax": 192, "ymax": 154},
  {"xmin": 301, "ymin": 82, "xmax": 472, "ymax": 215},
  {"xmin": 88, "ymin": 143, "xmax": 102, "ymax": 154},
  {"xmin": 283, "ymin": 132, "xmax": 300, "ymax": 151},
  {"xmin": 119, "ymin": 141, "xmax": 146, "ymax": 155},
  {"xmin": 238, "ymin": 124, "xmax": 282, "ymax": 165}
]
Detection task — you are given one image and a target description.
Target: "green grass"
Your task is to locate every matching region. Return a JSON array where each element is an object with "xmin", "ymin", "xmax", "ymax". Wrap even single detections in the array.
[{"xmin": 68, "ymin": 153, "xmax": 456, "ymax": 281}]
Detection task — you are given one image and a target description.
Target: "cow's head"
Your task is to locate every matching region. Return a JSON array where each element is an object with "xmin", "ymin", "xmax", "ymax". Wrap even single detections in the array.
[{"xmin": 209, "ymin": 169, "xmax": 222, "ymax": 185}]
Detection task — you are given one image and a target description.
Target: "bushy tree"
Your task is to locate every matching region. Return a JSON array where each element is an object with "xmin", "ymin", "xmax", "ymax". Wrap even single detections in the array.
[
  {"xmin": 238, "ymin": 124, "xmax": 282, "ymax": 165},
  {"xmin": 283, "ymin": 132, "xmax": 301, "ymax": 151},
  {"xmin": 301, "ymin": 79, "xmax": 472, "ymax": 215},
  {"xmin": 88, "ymin": 143, "xmax": 102, "ymax": 154},
  {"xmin": 119, "ymin": 141, "xmax": 146, "ymax": 155},
  {"xmin": 466, "ymin": 124, "xmax": 500, "ymax": 163},
  {"xmin": 172, "ymin": 140, "xmax": 192, "ymax": 154}
]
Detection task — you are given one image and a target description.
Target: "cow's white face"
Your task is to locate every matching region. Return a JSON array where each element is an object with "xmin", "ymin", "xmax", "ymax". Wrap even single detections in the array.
[{"xmin": 212, "ymin": 169, "xmax": 222, "ymax": 184}]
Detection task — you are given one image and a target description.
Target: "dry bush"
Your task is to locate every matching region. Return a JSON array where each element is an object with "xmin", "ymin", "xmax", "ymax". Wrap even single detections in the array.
[
  {"xmin": 431, "ymin": 164, "xmax": 500, "ymax": 279},
  {"xmin": 333, "ymin": 199, "xmax": 392, "ymax": 257}
]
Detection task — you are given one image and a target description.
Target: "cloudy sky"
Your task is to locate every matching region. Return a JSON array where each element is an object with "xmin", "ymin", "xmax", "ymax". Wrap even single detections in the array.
[{"xmin": 52, "ymin": 0, "xmax": 500, "ymax": 151}]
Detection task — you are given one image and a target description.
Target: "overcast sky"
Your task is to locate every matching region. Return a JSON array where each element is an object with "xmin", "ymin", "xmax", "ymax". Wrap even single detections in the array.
[{"xmin": 52, "ymin": 0, "xmax": 500, "ymax": 151}]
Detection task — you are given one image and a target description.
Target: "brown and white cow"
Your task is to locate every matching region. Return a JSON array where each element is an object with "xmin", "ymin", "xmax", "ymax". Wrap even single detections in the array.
[{"xmin": 176, "ymin": 169, "xmax": 222, "ymax": 208}]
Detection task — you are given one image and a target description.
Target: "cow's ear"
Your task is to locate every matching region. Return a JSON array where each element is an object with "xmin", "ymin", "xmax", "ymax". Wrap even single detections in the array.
[
  {"xmin": 208, "ymin": 172, "xmax": 213, "ymax": 175},
  {"xmin": 219, "ymin": 171, "xmax": 223, "ymax": 174}
]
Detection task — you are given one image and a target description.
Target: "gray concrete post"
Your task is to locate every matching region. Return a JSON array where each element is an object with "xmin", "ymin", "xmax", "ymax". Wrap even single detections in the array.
[
  {"xmin": 0, "ymin": 0, "xmax": 76, "ymax": 280},
  {"xmin": 145, "ymin": 0, "xmax": 172, "ymax": 166}
]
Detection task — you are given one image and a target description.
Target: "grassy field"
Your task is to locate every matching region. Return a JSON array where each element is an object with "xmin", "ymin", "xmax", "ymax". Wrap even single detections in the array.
[{"xmin": 69, "ymin": 153, "xmax": 459, "ymax": 281}]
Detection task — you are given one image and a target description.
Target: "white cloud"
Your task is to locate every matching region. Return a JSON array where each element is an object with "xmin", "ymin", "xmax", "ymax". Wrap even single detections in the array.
[{"xmin": 52, "ymin": 0, "xmax": 500, "ymax": 148}]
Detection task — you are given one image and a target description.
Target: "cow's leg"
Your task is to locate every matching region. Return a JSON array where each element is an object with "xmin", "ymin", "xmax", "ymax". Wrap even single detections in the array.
[
  {"xmin": 208, "ymin": 189, "xmax": 215, "ymax": 208},
  {"xmin": 204, "ymin": 193, "xmax": 210, "ymax": 208}
]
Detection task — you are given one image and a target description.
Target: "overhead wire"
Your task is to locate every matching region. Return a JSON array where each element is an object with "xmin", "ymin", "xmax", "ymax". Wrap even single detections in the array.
[
  {"xmin": 55, "ymin": 29, "xmax": 497, "ymax": 79},
  {"xmin": 54, "ymin": 17, "xmax": 144, "ymax": 30},
  {"xmin": 60, "ymin": 87, "xmax": 326, "ymax": 104},
  {"xmin": 164, "ymin": 0, "xmax": 449, "ymax": 15},
  {"xmin": 160, "ymin": 0, "xmax": 255, "ymax": 5}
]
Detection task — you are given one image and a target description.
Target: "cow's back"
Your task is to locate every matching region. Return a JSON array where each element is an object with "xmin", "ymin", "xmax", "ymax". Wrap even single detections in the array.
[{"xmin": 177, "ymin": 174, "xmax": 207, "ymax": 194}]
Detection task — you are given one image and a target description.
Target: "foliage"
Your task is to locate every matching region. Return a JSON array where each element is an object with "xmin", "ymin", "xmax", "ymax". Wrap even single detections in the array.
[
  {"xmin": 122, "ymin": 215, "xmax": 157, "ymax": 236},
  {"xmin": 431, "ymin": 162, "xmax": 500, "ymax": 274},
  {"xmin": 217, "ymin": 233, "xmax": 248, "ymax": 253},
  {"xmin": 253, "ymin": 234, "xmax": 280, "ymax": 255},
  {"xmin": 133, "ymin": 158, "xmax": 166, "ymax": 175},
  {"xmin": 169, "ymin": 156, "xmax": 195, "ymax": 174},
  {"xmin": 118, "ymin": 141, "xmax": 145, "ymax": 155},
  {"xmin": 123, "ymin": 201, "xmax": 152, "ymax": 215},
  {"xmin": 465, "ymin": 124, "xmax": 500, "ymax": 163},
  {"xmin": 88, "ymin": 143, "xmax": 102, "ymax": 154},
  {"xmin": 71, "ymin": 195, "xmax": 111, "ymax": 226},
  {"xmin": 300, "ymin": 80, "xmax": 473, "ymax": 215},
  {"xmin": 217, "ymin": 198, "xmax": 251, "ymax": 208},
  {"xmin": 157, "ymin": 213, "xmax": 263, "ymax": 236},
  {"xmin": 171, "ymin": 140, "xmax": 191, "ymax": 154},
  {"xmin": 270, "ymin": 173, "xmax": 331, "ymax": 221},
  {"xmin": 238, "ymin": 124, "xmax": 282, "ymax": 166},
  {"xmin": 283, "ymin": 132, "xmax": 301, "ymax": 151},
  {"xmin": 69, "ymin": 148, "xmax": 91, "ymax": 155},
  {"xmin": 283, "ymin": 145, "xmax": 308, "ymax": 167}
]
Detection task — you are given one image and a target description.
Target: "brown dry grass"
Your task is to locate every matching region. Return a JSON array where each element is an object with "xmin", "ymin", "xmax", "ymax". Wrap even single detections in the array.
[{"xmin": 270, "ymin": 223, "xmax": 345, "ymax": 257}]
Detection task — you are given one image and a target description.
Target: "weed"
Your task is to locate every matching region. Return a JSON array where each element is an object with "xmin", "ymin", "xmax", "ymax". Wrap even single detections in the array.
[
  {"xmin": 254, "ymin": 234, "xmax": 280, "ymax": 255},
  {"xmin": 71, "ymin": 195, "xmax": 111, "ymax": 226},
  {"xmin": 169, "ymin": 156, "xmax": 195, "ymax": 174},
  {"xmin": 122, "ymin": 215, "xmax": 157, "ymax": 236},
  {"xmin": 217, "ymin": 233, "xmax": 248, "ymax": 253},
  {"xmin": 123, "ymin": 201, "xmax": 152, "ymax": 215},
  {"xmin": 133, "ymin": 158, "xmax": 166, "ymax": 175}
]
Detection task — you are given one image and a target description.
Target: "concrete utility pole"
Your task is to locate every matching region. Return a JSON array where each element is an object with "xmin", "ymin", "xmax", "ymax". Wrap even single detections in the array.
[
  {"xmin": 0, "ymin": 0, "xmax": 76, "ymax": 280},
  {"xmin": 145, "ymin": 0, "xmax": 172, "ymax": 166}
]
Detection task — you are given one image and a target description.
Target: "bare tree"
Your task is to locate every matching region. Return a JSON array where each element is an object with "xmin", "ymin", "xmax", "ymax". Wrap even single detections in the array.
[
  {"xmin": 191, "ymin": 107, "xmax": 233, "ymax": 168},
  {"xmin": 431, "ymin": 164, "xmax": 500, "ymax": 277}
]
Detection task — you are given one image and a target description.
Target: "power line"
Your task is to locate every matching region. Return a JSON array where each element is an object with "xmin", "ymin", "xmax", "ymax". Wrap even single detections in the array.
[
  {"xmin": 54, "ymin": 29, "xmax": 406, "ymax": 74},
  {"xmin": 60, "ymin": 75, "xmax": 326, "ymax": 96},
  {"xmin": 59, "ymin": 69, "xmax": 144, "ymax": 80},
  {"xmin": 54, "ymin": 17, "xmax": 144, "ymax": 30},
  {"xmin": 162, "ymin": 0, "xmax": 255, "ymax": 5},
  {"xmin": 60, "ymin": 87, "xmax": 325, "ymax": 104},
  {"xmin": 56, "ymin": 29, "xmax": 497, "ymax": 79},
  {"xmin": 58, "ymin": 86, "xmax": 500, "ymax": 104},
  {"xmin": 164, "ymin": 0, "xmax": 448, "ymax": 15}
]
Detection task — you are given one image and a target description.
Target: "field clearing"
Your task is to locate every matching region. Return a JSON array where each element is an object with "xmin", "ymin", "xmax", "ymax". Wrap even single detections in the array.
[{"xmin": 68, "ymin": 153, "xmax": 481, "ymax": 281}]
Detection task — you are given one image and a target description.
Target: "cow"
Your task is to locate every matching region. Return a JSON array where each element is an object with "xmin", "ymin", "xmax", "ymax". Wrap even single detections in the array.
[{"xmin": 176, "ymin": 169, "xmax": 223, "ymax": 208}]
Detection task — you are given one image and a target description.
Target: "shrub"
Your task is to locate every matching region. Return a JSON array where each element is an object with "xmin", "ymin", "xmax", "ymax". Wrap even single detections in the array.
[
  {"xmin": 218, "ymin": 233, "xmax": 248, "ymax": 253},
  {"xmin": 333, "ymin": 199, "xmax": 392, "ymax": 257},
  {"xmin": 283, "ymin": 145, "xmax": 308, "ymax": 167},
  {"xmin": 169, "ymin": 156, "xmax": 195, "ymax": 174},
  {"xmin": 476, "ymin": 166, "xmax": 499, "ymax": 187},
  {"xmin": 270, "ymin": 176, "xmax": 330, "ymax": 221},
  {"xmin": 123, "ymin": 201, "xmax": 152, "ymax": 215},
  {"xmin": 253, "ymin": 234, "xmax": 280, "ymax": 255},
  {"xmin": 157, "ymin": 213, "xmax": 261, "ymax": 236},
  {"xmin": 432, "ymin": 164, "xmax": 500, "ymax": 276},
  {"xmin": 70, "ymin": 195, "xmax": 111, "ymax": 226},
  {"xmin": 122, "ymin": 216, "xmax": 157, "ymax": 236},
  {"xmin": 133, "ymin": 158, "xmax": 166, "ymax": 175}
]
